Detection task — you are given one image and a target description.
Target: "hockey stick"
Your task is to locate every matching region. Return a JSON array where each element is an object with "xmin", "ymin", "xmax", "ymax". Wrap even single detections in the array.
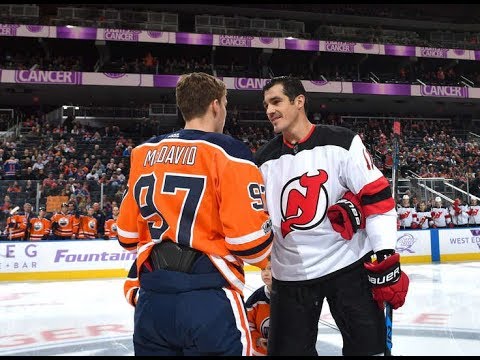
[
  {"xmin": 384, "ymin": 303, "xmax": 393, "ymax": 356},
  {"xmin": 384, "ymin": 119, "xmax": 401, "ymax": 356}
]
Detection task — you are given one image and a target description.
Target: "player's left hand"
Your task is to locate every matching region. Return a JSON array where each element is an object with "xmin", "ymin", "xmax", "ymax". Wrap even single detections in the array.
[{"xmin": 364, "ymin": 252, "xmax": 409, "ymax": 310}]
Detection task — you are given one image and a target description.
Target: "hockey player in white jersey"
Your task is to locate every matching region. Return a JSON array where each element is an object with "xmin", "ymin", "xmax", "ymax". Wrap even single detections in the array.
[
  {"xmin": 397, "ymin": 194, "xmax": 417, "ymax": 229},
  {"xmin": 449, "ymin": 198, "xmax": 469, "ymax": 227},
  {"xmin": 255, "ymin": 76, "xmax": 409, "ymax": 356},
  {"xmin": 431, "ymin": 196, "xmax": 453, "ymax": 228},
  {"xmin": 467, "ymin": 197, "xmax": 480, "ymax": 226},
  {"xmin": 414, "ymin": 201, "xmax": 433, "ymax": 229}
]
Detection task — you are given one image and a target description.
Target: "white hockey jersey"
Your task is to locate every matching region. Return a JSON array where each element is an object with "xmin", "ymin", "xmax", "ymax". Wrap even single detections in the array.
[
  {"xmin": 449, "ymin": 204, "xmax": 469, "ymax": 226},
  {"xmin": 397, "ymin": 205, "xmax": 417, "ymax": 229},
  {"xmin": 255, "ymin": 125, "xmax": 397, "ymax": 282},
  {"xmin": 415, "ymin": 211, "xmax": 432, "ymax": 229},
  {"xmin": 431, "ymin": 207, "xmax": 451, "ymax": 228},
  {"xmin": 468, "ymin": 205, "xmax": 480, "ymax": 225}
]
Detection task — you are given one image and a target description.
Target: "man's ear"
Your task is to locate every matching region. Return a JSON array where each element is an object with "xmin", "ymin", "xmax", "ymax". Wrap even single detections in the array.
[
  {"xmin": 296, "ymin": 94, "xmax": 305, "ymax": 109},
  {"xmin": 211, "ymin": 98, "xmax": 220, "ymax": 116}
]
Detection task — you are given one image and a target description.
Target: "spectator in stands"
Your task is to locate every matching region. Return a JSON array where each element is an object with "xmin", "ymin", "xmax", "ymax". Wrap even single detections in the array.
[
  {"xmin": 42, "ymin": 172, "xmax": 58, "ymax": 196},
  {"xmin": 470, "ymin": 171, "xmax": 480, "ymax": 198},
  {"xmin": 32, "ymin": 156, "xmax": 45, "ymax": 173},
  {"xmin": 0, "ymin": 195, "xmax": 12, "ymax": 215},
  {"xmin": 7, "ymin": 181, "xmax": 22, "ymax": 193},
  {"xmin": 122, "ymin": 145, "xmax": 133, "ymax": 157},
  {"xmin": 54, "ymin": 172, "xmax": 65, "ymax": 186},
  {"xmin": 115, "ymin": 168, "xmax": 126, "ymax": 184},
  {"xmin": 86, "ymin": 168, "xmax": 99, "ymax": 182},
  {"xmin": 111, "ymin": 145, "xmax": 123, "ymax": 158},
  {"xmin": 22, "ymin": 166, "xmax": 37, "ymax": 180},
  {"xmin": 23, "ymin": 179, "xmax": 36, "ymax": 199},
  {"xmin": 143, "ymin": 51, "xmax": 157, "ymax": 74},
  {"xmin": 3, "ymin": 155, "xmax": 20, "ymax": 180}
]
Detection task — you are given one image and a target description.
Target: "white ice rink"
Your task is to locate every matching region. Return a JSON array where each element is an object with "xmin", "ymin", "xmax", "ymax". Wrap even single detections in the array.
[{"xmin": 1, "ymin": 262, "xmax": 480, "ymax": 356}]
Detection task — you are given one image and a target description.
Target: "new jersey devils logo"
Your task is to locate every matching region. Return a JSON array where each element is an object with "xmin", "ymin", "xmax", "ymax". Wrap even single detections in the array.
[{"xmin": 280, "ymin": 170, "xmax": 329, "ymax": 237}]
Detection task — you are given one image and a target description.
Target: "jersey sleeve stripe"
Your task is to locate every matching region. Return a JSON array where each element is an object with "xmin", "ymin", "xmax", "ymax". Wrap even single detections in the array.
[
  {"xmin": 226, "ymin": 228, "xmax": 272, "ymax": 245},
  {"xmin": 228, "ymin": 232, "xmax": 273, "ymax": 257},
  {"xmin": 236, "ymin": 247, "xmax": 272, "ymax": 265},
  {"xmin": 117, "ymin": 227, "xmax": 139, "ymax": 238},
  {"xmin": 357, "ymin": 177, "xmax": 395, "ymax": 217}
]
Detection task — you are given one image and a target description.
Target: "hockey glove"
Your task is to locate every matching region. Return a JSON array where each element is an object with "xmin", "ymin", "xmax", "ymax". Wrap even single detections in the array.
[
  {"xmin": 453, "ymin": 199, "xmax": 461, "ymax": 215},
  {"xmin": 327, "ymin": 191, "xmax": 365, "ymax": 240},
  {"xmin": 364, "ymin": 251, "xmax": 409, "ymax": 310}
]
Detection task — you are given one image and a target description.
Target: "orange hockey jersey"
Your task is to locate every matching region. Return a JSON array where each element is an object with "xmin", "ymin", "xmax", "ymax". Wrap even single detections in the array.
[
  {"xmin": 123, "ymin": 259, "xmax": 140, "ymax": 307},
  {"xmin": 105, "ymin": 218, "xmax": 118, "ymax": 239},
  {"xmin": 28, "ymin": 217, "xmax": 51, "ymax": 241},
  {"xmin": 5, "ymin": 214, "xmax": 28, "ymax": 240},
  {"xmin": 50, "ymin": 212, "xmax": 80, "ymax": 238},
  {"xmin": 78, "ymin": 215, "xmax": 98, "ymax": 239},
  {"xmin": 117, "ymin": 130, "xmax": 273, "ymax": 294},
  {"xmin": 245, "ymin": 286, "xmax": 271, "ymax": 356}
]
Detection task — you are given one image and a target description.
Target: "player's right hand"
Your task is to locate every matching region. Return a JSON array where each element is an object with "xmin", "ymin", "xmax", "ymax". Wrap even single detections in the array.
[{"xmin": 327, "ymin": 191, "xmax": 365, "ymax": 240}]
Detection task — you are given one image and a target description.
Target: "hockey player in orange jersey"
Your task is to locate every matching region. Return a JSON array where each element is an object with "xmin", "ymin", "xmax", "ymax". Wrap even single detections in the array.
[
  {"xmin": 117, "ymin": 72, "xmax": 273, "ymax": 356},
  {"xmin": 245, "ymin": 258, "xmax": 272, "ymax": 356},
  {"xmin": 4, "ymin": 203, "xmax": 34, "ymax": 240},
  {"xmin": 50, "ymin": 203, "xmax": 80, "ymax": 239},
  {"xmin": 28, "ymin": 207, "xmax": 51, "ymax": 241},
  {"xmin": 123, "ymin": 259, "xmax": 140, "ymax": 308},
  {"xmin": 104, "ymin": 206, "xmax": 119, "ymax": 240},
  {"xmin": 77, "ymin": 206, "xmax": 98, "ymax": 239}
]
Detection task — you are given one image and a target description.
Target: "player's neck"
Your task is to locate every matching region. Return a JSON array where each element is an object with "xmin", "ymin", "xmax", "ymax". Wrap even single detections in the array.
[
  {"xmin": 283, "ymin": 119, "xmax": 314, "ymax": 145},
  {"xmin": 184, "ymin": 117, "xmax": 221, "ymax": 133}
]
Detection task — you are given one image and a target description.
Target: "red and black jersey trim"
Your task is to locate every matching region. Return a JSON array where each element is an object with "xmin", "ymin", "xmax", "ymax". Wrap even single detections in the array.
[{"xmin": 358, "ymin": 177, "xmax": 395, "ymax": 217}]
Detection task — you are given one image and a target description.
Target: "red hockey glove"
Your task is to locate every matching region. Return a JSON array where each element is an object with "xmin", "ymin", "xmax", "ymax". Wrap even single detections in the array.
[
  {"xmin": 364, "ymin": 252, "xmax": 409, "ymax": 310},
  {"xmin": 410, "ymin": 222, "xmax": 418, "ymax": 229},
  {"xmin": 327, "ymin": 191, "xmax": 365, "ymax": 240},
  {"xmin": 399, "ymin": 212, "xmax": 409, "ymax": 220},
  {"xmin": 453, "ymin": 200, "xmax": 461, "ymax": 215}
]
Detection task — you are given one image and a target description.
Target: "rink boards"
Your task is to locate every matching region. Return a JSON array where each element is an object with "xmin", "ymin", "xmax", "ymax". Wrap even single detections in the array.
[{"xmin": 1, "ymin": 227, "xmax": 480, "ymax": 281}]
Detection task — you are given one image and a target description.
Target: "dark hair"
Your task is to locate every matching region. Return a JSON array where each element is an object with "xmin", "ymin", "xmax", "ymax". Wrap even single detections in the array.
[{"xmin": 262, "ymin": 76, "xmax": 308, "ymax": 113}]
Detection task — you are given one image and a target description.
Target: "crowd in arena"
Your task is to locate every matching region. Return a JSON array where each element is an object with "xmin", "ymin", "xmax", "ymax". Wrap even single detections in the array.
[
  {"xmin": 2, "ymin": 4, "xmax": 480, "ymax": 240},
  {"xmin": 1, "ymin": 108, "xmax": 480, "ymax": 239},
  {"xmin": 2, "ymin": 43, "xmax": 480, "ymax": 88}
]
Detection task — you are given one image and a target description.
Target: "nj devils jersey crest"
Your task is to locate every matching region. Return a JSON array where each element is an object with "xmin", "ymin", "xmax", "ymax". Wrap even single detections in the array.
[{"xmin": 280, "ymin": 170, "xmax": 329, "ymax": 237}]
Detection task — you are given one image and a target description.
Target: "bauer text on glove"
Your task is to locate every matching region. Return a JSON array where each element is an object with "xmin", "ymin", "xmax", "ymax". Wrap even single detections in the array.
[{"xmin": 364, "ymin": 252, "xmax": 409, "ymax": 310}]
